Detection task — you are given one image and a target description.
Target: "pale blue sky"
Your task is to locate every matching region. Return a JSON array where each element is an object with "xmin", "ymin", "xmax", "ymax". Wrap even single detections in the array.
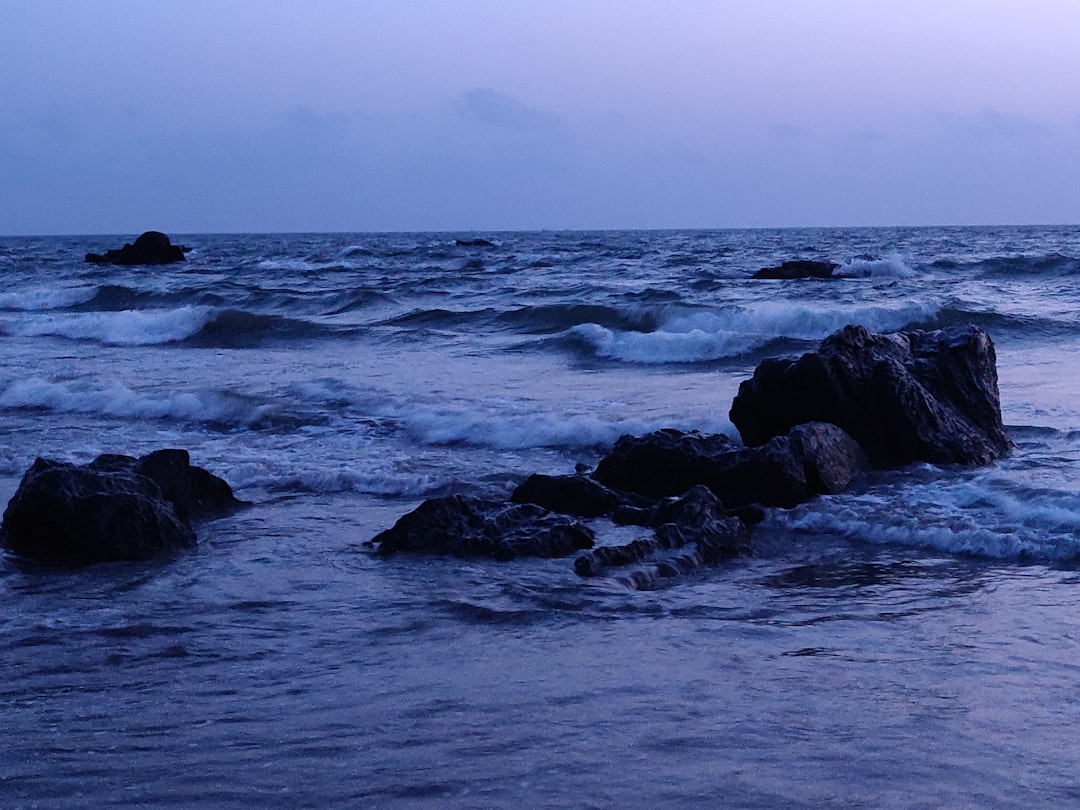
[{"xmin": 3, "ymin": 0, "xmax": 1079, "ymax": 234}]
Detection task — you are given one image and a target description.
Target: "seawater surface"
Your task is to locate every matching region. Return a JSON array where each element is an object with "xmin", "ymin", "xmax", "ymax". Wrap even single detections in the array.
[{"xmin": 3, "ymin": 227, "xmax": 1080, "ymax": 807}]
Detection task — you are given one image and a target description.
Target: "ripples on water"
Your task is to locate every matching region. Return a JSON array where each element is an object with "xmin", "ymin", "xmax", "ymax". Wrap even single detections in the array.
[{"xmin": 3, "ymin": 227, "xmax": 1080, "ymax": 807}]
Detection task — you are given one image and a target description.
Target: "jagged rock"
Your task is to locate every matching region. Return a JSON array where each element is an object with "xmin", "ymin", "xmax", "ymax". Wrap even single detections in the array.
[
  {"xmin": 729, "ymin": 324, "xmax": 1012, "ymax": 467},
  {"xmin": 752, "ymin": 260, "xmax": 840, "ymax": 280},
  {"xmin": 591, "ymin": 423, "xmax": 865, "ymax": 509},
  {"xmin": 84, "ymin": 231, "xmax": 187, "ymax": 265},
  {"xmin": 574, "ymin": 485, "xmax": 751, "ymax": 578},
  {"xmin": 372, "ymin": 495, "xmax": 595, "ymax": 561},
  {"xmin": 1, "ymin": 450, "xmax": 239, "ymax": 565},
  {"xmin": 509, "ymin": 473, "xmax": 649, "ymax": 518}
]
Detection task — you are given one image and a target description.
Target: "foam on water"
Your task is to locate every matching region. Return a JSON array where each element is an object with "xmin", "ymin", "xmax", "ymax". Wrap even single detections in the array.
[
  {"xmin": 833, "ymin": 255, "xmax": 918, "ymax": 278},
  {"xmin": 0, "ymin": 285, "xmax": 98, "ymax": 311},
  {"xmin": 0, "ymin": 306, "xmax": 214, "ymax": 345},
  {"xmin": 0, "ymin": 377, "xmax": 298, "ymax": 429},
  {"xmin": 569, "ymin": 300, "xmax": 939, "ymax": 363},
  {"xmin": 774, "ymin": 468, "xmax": 1080, "ymax": 561}
]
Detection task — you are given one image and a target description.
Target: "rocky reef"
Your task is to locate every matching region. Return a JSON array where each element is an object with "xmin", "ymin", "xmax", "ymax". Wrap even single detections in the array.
[{"xmin": 84, "ymin": 231, "xmax": 187, "ymax": 265}]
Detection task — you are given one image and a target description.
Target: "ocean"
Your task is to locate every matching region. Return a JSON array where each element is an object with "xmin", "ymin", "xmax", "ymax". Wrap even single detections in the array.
[{"xmin": 2, "ymin": 226, "xmax": 1080, "ymax": 807}]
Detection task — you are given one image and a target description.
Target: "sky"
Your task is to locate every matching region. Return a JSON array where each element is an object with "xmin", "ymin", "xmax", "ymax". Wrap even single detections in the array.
[{"xmin": 3, "ymin": 0, "xmax": 1079, "ymax": 234}]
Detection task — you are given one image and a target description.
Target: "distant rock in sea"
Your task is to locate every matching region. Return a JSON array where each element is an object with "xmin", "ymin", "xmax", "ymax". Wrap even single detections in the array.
[
  {"xmin": 455, "ymin": 237, "xmax": 495, "ymax": 248},
  {"xmin": 752, "ymin": 259, "xmax": 840, "ymax": 280},
  {"xmin": 84, "ymin": 231, "xmax": 187, "ymax": 265}
]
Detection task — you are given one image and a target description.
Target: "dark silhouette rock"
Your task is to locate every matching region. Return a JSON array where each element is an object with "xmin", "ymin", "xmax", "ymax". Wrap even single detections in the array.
[
  {"xmin": 728, "ymin": 324, "xmax": 1012, "ymax": 467},
  {"xmin": 455, "ymin": 237, "xmax": 495, "ymax": 247},
  {"xmin": 752, "ymin": 260, "xmax": 840, "ymax": 280},
  {"xmin": 591, "ymin": 423, "xmax": 865, "ymax": 509},
  {"xmin": 509, "ymin": 473, "xmax": 650, "ymax": 518},
  {"xmin": 84, "ymin": 231, "xmax": 187, "ymax": 265},
  {"xmin": 1, "ymin": 450, "xmax": 240, "ymax": 565},
  {"xmin": 372, "ymin": 495, "xmax": 595, "ymax": 561}
]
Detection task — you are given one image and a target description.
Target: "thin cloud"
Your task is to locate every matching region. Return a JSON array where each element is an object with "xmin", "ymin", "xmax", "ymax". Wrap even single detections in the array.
[{"xmin": 454, "ymin": 88, "xmax": 561, "ymax": 130}]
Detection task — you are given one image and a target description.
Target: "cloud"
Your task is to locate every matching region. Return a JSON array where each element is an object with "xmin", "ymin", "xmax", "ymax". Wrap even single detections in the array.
[
  {"xmin": 931, "ymin": 107, "xmax": 1048, "ymax": 141},
  {"xmin": 454, "ymin": 88, "xmax": 561, "ymax": 130}
]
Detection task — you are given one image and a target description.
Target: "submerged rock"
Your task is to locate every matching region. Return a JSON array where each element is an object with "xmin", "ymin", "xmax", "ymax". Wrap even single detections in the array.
[
  {"xmin": 84, "ymin": 231, "xmax": 187, "ymax": 265},
  {"xmin": 752, "ymin": 260, "xmax": 840, "ymax": 280},
  {"xmin": 372, "ymin": 494, "xmax": 595, "ymax": 561},
  {"xmin": 1, "ymin": 449, "xmax": 239, "ymax": 565},
  {"xmin": 455, "ymin": 237, "xmax": 495, "ymax": 248},
  {"xmin": 729, "ymin": 324, "xmax": 1012, "ymax": 467}
]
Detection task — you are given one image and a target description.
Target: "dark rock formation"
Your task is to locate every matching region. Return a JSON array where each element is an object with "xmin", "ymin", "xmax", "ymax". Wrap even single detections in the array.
[
  {"xmin": 574, "ymin": 486, "xmax": 751, "ymax": 578},
  {"xmin": 455, "ymin": 238, "xmax": 495, "ymax": 248},
  {"xmin": 591, "ymin": 423, "xmax": 865, "ymax": 509},
  {"xmin": 1, "ymin": 449, "xmax": 239, "ymax": 565},
  {"xmin": 752, "ymin": 260, "xmax": 840, "ymax": 280},
  {"xmin": 372, "ymin": 495, "xmax": 595, "ymax": 561},
  {"xmin": 85, "ymin": 231, "xmax": 187, "ymax": 265},
  {"xmin": 510, "ymin": 473, "xmax": 650, "ymax": 518},
  {"xmin": 729, "ymin": 324, "xmax": 1012, "ymax": 467}
]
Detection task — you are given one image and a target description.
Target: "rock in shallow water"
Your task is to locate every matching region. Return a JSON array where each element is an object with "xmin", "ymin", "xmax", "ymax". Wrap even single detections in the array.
[
  {"xmin": 372, "ymin": 494, "xmax": 595, "ymax": 561},
  {"xmin": 1, "ymin": 449, "xmax": 239, "ymax": 565},
  {"xmin": 729, "ymin": 324, "xmax": 1012, "ymax": 467}
]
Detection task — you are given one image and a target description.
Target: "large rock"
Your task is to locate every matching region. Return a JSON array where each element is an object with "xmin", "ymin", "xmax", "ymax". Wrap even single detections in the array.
[
  {"xmin": 372, "ymin": 495, "xmax": 595, "ymax": 561},
  {"xmin": 591, "ymin": 423, "xmax": 865, "ymax": 509},
  {"xmin": 729, "ymin": 324, "xmax": 1012, "ymax": 467},
  {"xmin": 1, "ymin": 450, "xmax": 239, "ymax": 565},
  {"xmin": 752, "ymin": 260, "xmax": 840, "ymax": 280},
  {"xmin": 84, "ymin": 231, "xmax": 187, "ymax": 265}
]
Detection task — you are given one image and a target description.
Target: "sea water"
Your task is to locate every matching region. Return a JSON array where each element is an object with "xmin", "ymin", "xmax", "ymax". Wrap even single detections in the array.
[{"xmin": 2, "ymin": 227, "xmax": 1080, "ymax": 807}]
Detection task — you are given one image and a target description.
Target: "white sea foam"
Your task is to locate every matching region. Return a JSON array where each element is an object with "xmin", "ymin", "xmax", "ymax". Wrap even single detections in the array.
[
  {"xmin": 0, "ymin": 285, "xmax": 98, "ymax": 311},
  {"xmin": 774, "ymin": 472, "xmax": 1080, "ymax": 561},
  {"xmin": 0, "ymin": 377, "xmax": 275, "ymax": 427},
  {"xmin": 0, "ymin": 306, "xmax": 212, "ymax": 345},
  {"xmin": 570, "ymin": 301, "xmax": 939, "ymax": 364},
  {"xmin": 833, "ymin": 255, "xmax": 918, "ymax": 279}
]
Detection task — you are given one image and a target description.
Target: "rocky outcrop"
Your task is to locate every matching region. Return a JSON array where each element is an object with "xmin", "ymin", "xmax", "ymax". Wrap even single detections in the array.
[
  {"xmin": 509, "ymin": 473, "xmax": 649, "ymax": 518},
  {"xmin": 1, "ymin": 449, "xmax": 239, "ymax": 565},
  {"xmin": 371, "ymin": 495, "xmax": 595, "ymax": 561},
  {"xmin": 455, "ymin": 238, "xmax": 495, "ymax": 248},
  {"xmin": 84, "ymin": 231, "xmax": 187, "ymax": 265},
  {"xmin": 591, "ymin": 422, "xmax": 865, "ymax": 509},
  {"xmin": 729, "ymin": 324, "xmax": 1012, "ymax": 467},
  {"xmin": 752, "ymin": 260, "xmax": 840, "ymax": 280},
  {"xmin": 574, "ymin": 486, "xmax": 751, "ymax": 580}
]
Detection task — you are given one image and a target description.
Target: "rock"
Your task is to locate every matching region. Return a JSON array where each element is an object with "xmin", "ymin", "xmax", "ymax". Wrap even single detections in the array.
[
  {"xmin": 372, "ymin": 495, "xmax": 595, "ymax": 561},
  {"xmin": 84, "ymin": 231, "xmax": 187, "ymax": 265},
  {"xmin": 728, "ymin": 324, "xmax": 1012, "ymax": 467},
  {"xmin": 591, "ymin": 424, "xmax": 864, "ymax": 509},
  {"xmin": 752, "ymin": 260, "xmax": 840, "ymax": 280},
  {"xmin": 574, "ymin": 485, "xmax": 751, "ymax": 578},
  {"xmin": 509, "ymin": 473, "xmax": 650, "ymax": 518},
  {"xmin": 455, "ymin": 238, "xmax": 495, "ymax": 248},
  {"xmin": 1, "ymin": 458, "xmax": 195, "ymax": 564},
  {"xmin": 90, "ymin": 449, "xmax": 240, "ymax": 521},
  {"xmin": 591, "ymin": 429, "xmax": 739, "ymax": 501},
  {"xmin": 1, "ymin": 450, "xmax": 240, "ymax": 565}
]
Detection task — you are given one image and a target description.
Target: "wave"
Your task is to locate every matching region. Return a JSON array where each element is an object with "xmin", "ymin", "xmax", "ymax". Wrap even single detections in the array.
[
  {"xmin": 833, "ymin": 255, "xmax": 918, "ymax": 279},
  {"xmin": 0, "ymin": 306, "xmax": 214, "ymax": 345},
  {"xmin": 0, "ymin": 285, "xmax": 98, "ymax": 312},
  {"xmin": 561, "ymin": 301, "xmax": 940, "ymax": 364},
  {"xmin": 182, "ymin": 309, "xmax": 344, "ymax": 348},
  {"xmin": 0, "ymin": 377, "xmax": 326, "ymax": 430},
  {"xmin": 773, "ymin": 469, "xmax": 1080, "ymax": 561},
  {"xmin": 933, "ymin": 253, "xmax": 1080, "ymax": 277}
]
